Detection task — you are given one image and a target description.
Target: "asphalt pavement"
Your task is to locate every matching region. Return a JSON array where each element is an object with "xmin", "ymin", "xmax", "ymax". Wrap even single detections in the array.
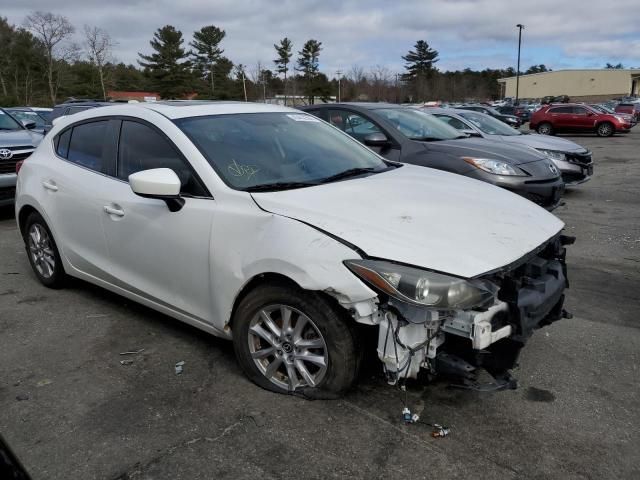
[{"xmin": 1, "ymin": 128, "xmax": 639, "ymax": 479}]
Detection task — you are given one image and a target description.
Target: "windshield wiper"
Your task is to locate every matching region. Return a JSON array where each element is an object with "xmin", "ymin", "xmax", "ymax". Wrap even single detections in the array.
[
  {"xmin": 410, "ymin": 136, "xmax": 444, "ymax": 142},
  {"xmin": 245, "ymin": 181, "xmax": 319, "ymax": 192},
  {"xmin": 320, "ymin": 167, "xmax": 380, "ymax": 183}
]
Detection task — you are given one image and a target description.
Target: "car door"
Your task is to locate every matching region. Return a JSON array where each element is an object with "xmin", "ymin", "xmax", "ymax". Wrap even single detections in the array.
[
  {"xmin": 43, "ymin": 119, "xmax": 118, "ymax": 277},
  {"xmin": 571, "ymin": 106, "xmax": 597, "ymax": 130},
  {"xmin": 547, "ymin": 106, "xmax": 573, "ymax": 129},
  {"xmin": 99, "ymin": 119, "xmax": 216, "ymax": 323},
  {"xmin": 326, "ymin": 109, "xmax": 401, "ymax": 161}
]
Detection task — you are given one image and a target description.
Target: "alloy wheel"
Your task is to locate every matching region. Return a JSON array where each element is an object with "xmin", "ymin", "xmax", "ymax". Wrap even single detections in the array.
[
  {"xmin": 247, "ymin": 304, "xmax": 328, "ymax": 391},
  {"xmin": 28, "ymin": 223, "xmax": 56, "ymax": 279},
  {"xmin": 598, "ymin": 123, "xmax": 612, "ymax": 136},
  {"xmin": 538, "ymin": 124, "xmax": 552, "ymax": 135}
]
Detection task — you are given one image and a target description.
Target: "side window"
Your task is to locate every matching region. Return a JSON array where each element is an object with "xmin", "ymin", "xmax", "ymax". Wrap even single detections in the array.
[
  {"xmin": 434, "ymin": 115, "xmax": 467, "ymax": 130},
  {"xmin": 572, "ymin": 106, "xmax": 588, "ymax": 115},
  {"xmin": 67, "ymin": 121, "xmax": 109, "ymax": 171},
  {"xmin": 548, "ymin": 107, "xmax": 572, "ymax": 114},
  {"xmin": 118, "ymin": 120, "xmax": 207, "ymax": 197},
  {"xmin": 328, "ymin": 110, "xmax": 382, "ymax": 141},
  {"xmin": 66, "ymin": 106, "xmax": 92, "ymax": 115},
  {"xmin": 56, "ymin": 128, "xmax": 72, "ymax": 158}
]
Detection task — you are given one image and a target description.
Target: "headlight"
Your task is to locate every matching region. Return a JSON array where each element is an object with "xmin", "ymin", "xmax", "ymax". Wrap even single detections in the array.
[
  {"xmin": 345, "ymin": 259, "xmax": 496, "ymax": 310},
  {"xmin": 615, "ymin": 115, "xmax": 626, "ymax": 122},
  {"xmin": 462, "ymin": 157, "xmax": 524, "ymax": 176},
  {"xmin": 537, "ymin": 149, "xmax": 566, "ymax": 161}
]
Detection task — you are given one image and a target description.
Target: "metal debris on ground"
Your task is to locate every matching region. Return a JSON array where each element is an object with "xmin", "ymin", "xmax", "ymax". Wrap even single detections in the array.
[
  {"xmin": 175, "ymin": 361, "xmax": 185, "ymax": 375},
  {"xmin": 15, "ymin": 394, "xmax": 29, "ymax": 401},
  {"xmin": 119, "ymin": 349, "xmax": 145, "ymax": 355},
  {"xmin": 36, "ymin": 379, "xmax": 52, "ymax": 387},
  {"xmin": 120, "ymin": 360, "xmax": 134, "ymax": 366},
  {"xmin": 430, "ymin": 424, "xmax": 450, "ymax": 438}
]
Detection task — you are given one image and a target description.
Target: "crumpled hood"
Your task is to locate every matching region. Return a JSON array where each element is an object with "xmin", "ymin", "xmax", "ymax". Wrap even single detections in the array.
[
  {"xmin": 0, "ymin": 129, "xmax": 42, "ymax": 148},
  {"xmin": 425, "ymin": 137, "xmax": 547, "ymax": 165},
  {"xmin": 252, "ymin": 165, "xmax": 564, "ymax": 278},
  {"xmin": 497, "ymin": 133, "xmax": 587, "ymax": 153}
]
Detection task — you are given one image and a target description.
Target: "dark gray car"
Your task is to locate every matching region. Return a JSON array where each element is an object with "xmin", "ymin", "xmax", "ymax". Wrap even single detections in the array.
[
  {"xmin": 0, "ymin": 109, "xmax": 42, "ymax": 206},
  {"xmin": 300, "ymin": 103, "xmax": 564, "ymax": 209}
]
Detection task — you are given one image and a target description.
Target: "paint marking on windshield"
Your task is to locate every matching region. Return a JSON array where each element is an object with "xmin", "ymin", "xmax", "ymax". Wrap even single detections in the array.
[{"xmin": 228, "ymin": 159, "xmax": 260, "ymax": 180}]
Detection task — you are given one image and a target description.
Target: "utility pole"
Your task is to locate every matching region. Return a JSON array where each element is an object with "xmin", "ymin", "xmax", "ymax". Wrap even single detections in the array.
[
  {"xmin": 242, "ymin": 72, "xmax": 247, "ymax": 102},
  {"xmin": 515, "ymin": 24, "xmax": 524, "ymax": 105},
  {"xmin": 336, "ymin": 70, "xmax": 342, "ymax": 102}
]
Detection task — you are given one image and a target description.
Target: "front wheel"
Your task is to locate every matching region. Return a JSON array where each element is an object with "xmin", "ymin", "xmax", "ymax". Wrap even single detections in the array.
[
  {"xmin": 232, "ymin": 283, "xmax": 360, "ymax": 396},
  {"xmin": 596, "ymin": 122, "xmax": 614, "ymax": 137},
  {"xmin": 537, "ymin": 122, "xmax": 554, "ymax": 135},
  {"xmin": 23, "ymin": 212, "xmax": 67, "ymax": 288}
]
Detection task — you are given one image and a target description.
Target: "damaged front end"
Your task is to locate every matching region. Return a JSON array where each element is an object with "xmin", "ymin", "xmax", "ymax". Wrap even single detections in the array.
[{"xmin": 346, "ymin": 234, "xmax": 574, "ymax": 391}]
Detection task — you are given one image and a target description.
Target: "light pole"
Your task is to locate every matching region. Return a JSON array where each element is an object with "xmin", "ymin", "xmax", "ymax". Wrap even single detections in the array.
[
  {"xmin": 336, "ymin": 70, "xmax": 342, "ymax": 102},
  {"xmin": 515, "ymin": 24, "xmax": 524, "ymax": 105}
]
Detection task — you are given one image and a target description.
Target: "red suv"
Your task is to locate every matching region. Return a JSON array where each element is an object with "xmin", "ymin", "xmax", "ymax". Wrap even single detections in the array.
[{"xmin": 530, "ymin": 103, "xmax": 632, "ymax": 137}]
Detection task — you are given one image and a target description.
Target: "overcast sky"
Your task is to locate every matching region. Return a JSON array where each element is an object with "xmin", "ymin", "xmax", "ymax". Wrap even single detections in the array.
[{"xmin": 4, "ymin": 0, "xmax": 640, "ymax": 77}]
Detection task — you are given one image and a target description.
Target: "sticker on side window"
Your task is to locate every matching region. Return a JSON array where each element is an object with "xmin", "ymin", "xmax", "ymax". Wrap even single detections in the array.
[{"xmin": 286, "ymin": 114, "xmax": 320, "ymax": 122}]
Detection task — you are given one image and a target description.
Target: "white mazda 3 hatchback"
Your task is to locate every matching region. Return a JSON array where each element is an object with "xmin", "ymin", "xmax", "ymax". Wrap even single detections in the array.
[{"xmin": 15, "ymin": 102, "xmax": 572, "ymax": 396}]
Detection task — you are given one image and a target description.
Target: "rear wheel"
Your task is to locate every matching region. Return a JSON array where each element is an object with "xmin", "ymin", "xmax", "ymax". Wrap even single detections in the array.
[
  {"xmin": 596, "ymin": 122, "xmax": 614, "ymax": 137},
  {"xmin": 232, "ymin": 283, "xmax": 360, "ymax": 396},
  {"xmin": 23, "ymin": 212, "xmax": 67, "ymax": 288},
  {"xmin": 537, "ymin": 122, "xmax": 554, "ymax": 135}
]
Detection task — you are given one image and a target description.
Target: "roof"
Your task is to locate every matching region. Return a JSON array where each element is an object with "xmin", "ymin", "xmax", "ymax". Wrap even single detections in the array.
[{"xmin": 54, "ymin": 101, "xmax": 299, "ymax": 122}]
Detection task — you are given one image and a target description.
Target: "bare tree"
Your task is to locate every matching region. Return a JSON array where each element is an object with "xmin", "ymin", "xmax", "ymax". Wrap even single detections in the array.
[
  {"xmin": 24, "ymin": 11, "xmax": 75, "ymax": 103},
  {"xmin": 84, "ymin": 25, "xmax": 115, "ymax": 100}
]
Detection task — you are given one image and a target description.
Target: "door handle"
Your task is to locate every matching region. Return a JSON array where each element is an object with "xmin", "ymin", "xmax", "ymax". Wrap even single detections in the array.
[
  {"xmin": 103, "ymin": 205, "xmax": 125, "ymax": 217},
  {"xmin": 42, "ymin": 181, "xmax": 58, "ymax": 192}
]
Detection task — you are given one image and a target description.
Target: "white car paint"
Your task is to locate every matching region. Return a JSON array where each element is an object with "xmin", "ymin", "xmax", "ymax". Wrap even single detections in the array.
[
  {"xmin": 15, "ymin": 102, "xmax": 567, "ymax": 390},
  {"xmin": 253, "ymin": 165, "xmax": 564, "ymax": 279}
]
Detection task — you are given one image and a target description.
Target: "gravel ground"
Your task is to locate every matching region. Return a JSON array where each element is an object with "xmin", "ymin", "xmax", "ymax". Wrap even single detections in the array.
[{"xmin": 1, "ymin": 128, "xmax": 639, "ymax": 479}]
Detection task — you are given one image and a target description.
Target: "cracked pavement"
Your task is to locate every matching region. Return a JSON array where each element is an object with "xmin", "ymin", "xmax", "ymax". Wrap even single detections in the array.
[{"xmin": 1, "ymin": 129, "xmax": 639, "ymax": 479}]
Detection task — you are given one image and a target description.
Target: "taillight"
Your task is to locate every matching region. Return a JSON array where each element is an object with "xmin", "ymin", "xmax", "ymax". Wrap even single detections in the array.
[{"xmin": 16, "ymin": 160, "xmax": 24, "ymax": 174}]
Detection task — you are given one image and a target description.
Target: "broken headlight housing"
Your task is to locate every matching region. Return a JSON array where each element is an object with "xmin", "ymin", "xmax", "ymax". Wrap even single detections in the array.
[
  {"xmin": 345, "ymin": 259, "xmax": 496, "ymax": 310},
  {"xmin": 462, "ymin": 157, "xmax": 525, "ymax": 176},
  {"xmin": 537, "ymin": 149, "xmax": 566, "ymax": 161}
]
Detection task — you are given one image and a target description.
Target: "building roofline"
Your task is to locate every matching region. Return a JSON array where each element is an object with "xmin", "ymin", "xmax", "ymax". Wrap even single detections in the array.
[{"xmin": 498, "ymin": 68, "xmax": 640, "ymax": 82}]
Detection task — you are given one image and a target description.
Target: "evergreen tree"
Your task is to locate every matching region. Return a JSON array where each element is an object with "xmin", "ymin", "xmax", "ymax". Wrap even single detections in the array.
[
  {"xmin": 138, "ymin": 25, "xmax": 191, "ymax": 99},
  {"xmin": 189, "ymin": 25, "xmax": 225, "ymax": 97},
  {"xmin": 401, "ymin": 40, "xmax": 439, "ymax": 101},
  {"xmin": 273, "ymin": 37, "xmax": 292, "ymax": 101},
  {"xmin": 525, "ymin": 64, "xmax": 550, "ymax": 74},
  {"xmin": 402, "ymin": 40, "xmax": 439, "ymax": 81},
  {"xmin": 297, "ymin": 39, "xmax": 322, "ymax": 103}
]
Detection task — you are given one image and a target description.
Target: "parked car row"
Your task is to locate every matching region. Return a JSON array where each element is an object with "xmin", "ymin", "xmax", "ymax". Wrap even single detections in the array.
[{"xmin": 14, "ymin": 101, "xmax": 574, "ymax": 396}]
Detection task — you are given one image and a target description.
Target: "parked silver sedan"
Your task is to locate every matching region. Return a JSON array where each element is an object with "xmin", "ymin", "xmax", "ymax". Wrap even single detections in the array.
[{"xmin": 422, "ymin": 107, "xmax": 593, "ymax": 186}]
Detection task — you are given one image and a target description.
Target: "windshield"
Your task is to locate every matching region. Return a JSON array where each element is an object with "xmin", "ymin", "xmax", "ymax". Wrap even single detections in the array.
[
  {"xmin": 7, "ymin": 110, "xmax": 46, "ymax": 129},
  {"xmin": 0, "ymin": 109, "xmax": 23, "ymax": 131},
  {"xmin": 592, "ymin": 105, "xmax": 614, "ymax": 114},
  {"xmin": 457, "ymin": 110, "xmax": 521, "ymax": 136},
  {"xmin": 175, "ymin": 112, "xmax": 390, "ymax": 190},
  {"xmin": 373, "ymin": 108, "xmax": 462, "ymax": 140}
]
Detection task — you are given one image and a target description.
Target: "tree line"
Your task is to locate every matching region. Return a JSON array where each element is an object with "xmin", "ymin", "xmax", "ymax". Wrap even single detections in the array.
[{"xmin": 0, "ymin": 11, "xmax": 576, "ymax": 107}]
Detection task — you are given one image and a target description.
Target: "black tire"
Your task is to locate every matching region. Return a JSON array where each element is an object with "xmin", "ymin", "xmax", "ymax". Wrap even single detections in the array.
[
  {"xmin": 23, "ymin": 212, "xmax": 67, "ymax": 288},
  {"xmin": 596, "ymin": 122, "xmax": 614, "ymax": 137},
  {"xmin": 232, "ymin": 282, "xmax": 360, "ymax": 397},
  {"xmin": 537, "ymin": 122, "xmax": 554, "ymax": 135}
]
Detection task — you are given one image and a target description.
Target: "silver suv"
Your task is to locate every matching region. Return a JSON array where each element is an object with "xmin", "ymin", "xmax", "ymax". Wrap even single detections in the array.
[{"xmin": 0, "ymin": 109, "xmax": 42, "ymax": 207}]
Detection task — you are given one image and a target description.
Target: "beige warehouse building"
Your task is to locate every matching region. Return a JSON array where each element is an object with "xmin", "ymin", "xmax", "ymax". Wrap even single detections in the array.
[{"xmin": 498, "ymin": 69, "xmax": 640, "ymax": 102}]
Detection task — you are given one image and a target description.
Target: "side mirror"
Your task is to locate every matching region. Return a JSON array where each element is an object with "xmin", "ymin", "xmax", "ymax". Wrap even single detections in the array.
[
  {"xmin": 129, "ymin": 168, "xmax": 185, "ymax": 212},
  {"xmin": 363, "ymin": 132, "xmax": 390, "ymax": 147},
  {"xmin": 461, "ymin": 129, "xmax": 482, "ymax": 137},
  {"xmin": 22, "ymin": 120, "xmax": 37, "ymax": 130}
]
